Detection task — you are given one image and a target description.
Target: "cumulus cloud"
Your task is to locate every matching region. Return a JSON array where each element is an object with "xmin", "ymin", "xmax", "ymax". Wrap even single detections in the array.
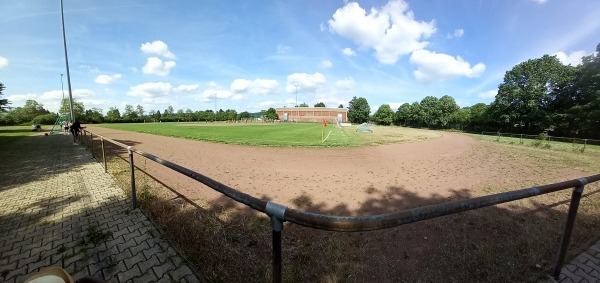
[
  {"xmin": 95, "ymin": 74, "xmax": 122, "ymax": 85},
  {"xmin": 320, "ymin": 60, "xmax": 333, "ymax": 68},
  {"xmin": 258, "ymin": 100, "xmax": 277, "ymax": 107},
  {"xmin": 409, "ymin": 49, "xmax": 485, "ymax": 82},
  {"xmin": 201, "ymin": 88, "xmax": 233, "ymax": 102},
  {"xmin": 554, "ymin": 50, "xmax": 588, "ymax": 66},
  {"xmin": 447, "ymin": 28, "xmax": 464, "ymax": 38},
  {"xmin": 142, "ymin": 57, "xmax": 176, "ymax": 76},
  {"xmin": 127, "ymin": 82, "xmax": 197, "ymax": 103},
  {"xmin": 328, "ymin": 0, "xmax": 436, "ymax": 64},
  {"xmin": 336, "ymin": 78, "xmax": 355, "ymax": 90},
  {"xmin": 286, "ymin": 72, "xmax": 327, "ymax": 93},
  {"xmin": 0, "ymin": 56, "xmax": 9, "ymax": 69},
  {"xmin": 342, "ymin": 48, "xmax": 356, "ymax": 56},
  {"xmin": 230, "ymin": 78, "xmax": 279, "ymax": 95},
  {"xmin": 478, "ymin": 90, "xmax": 497, "ymax": 99},
  {"xmin": 140, "ymin": 40, "xmax": 176, "ymax": 59}
]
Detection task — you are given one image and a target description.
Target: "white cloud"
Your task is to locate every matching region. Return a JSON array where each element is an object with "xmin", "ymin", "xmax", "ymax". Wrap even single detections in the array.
[
  {"xmin": 388, "ymin": 102, "xmax": 404, "ymax": 110},
  {"xmin": 554, "ymin": 50, "xmax": 588, "ymax": 66},
  {"xmin": 286, "ymin": 72, "xmax": 327, "ymax": 93},
  {"xmin": 409, "ymin": 49, "xmax": 485, "ymax": 82},
  {"xmin": 259, "ymin": 100, "xmax": 277, "ymax": 107},
  {"xmin": 0, "ymin": 57, "xmax": 8, "ymax": 69},
  {"xmin": 6, "ymin": 93, "xmax": 37, "ymax": 106},
  {"xmin": 142, "ymin": 57, "xmax": 176, "ymax": 76},
  {"xmin": 175, "ymin": 84, "xmax": 199, "ymax": 92},
  {"xmin": 342, "ymin": 48, "xmax": 356, "ymax": 56},
  {"xmin": 478, "ymin": 90, "xmax": 497, "ymax": 99},
  {"xmin": 328, "ymin": 0, "xmax": 436, "ymax": 64},
  {"xmin": 336, "ymin": 78, "xmax": 355, "ymax": 90},
  {"xmin": 95, "ymin": 74, "xmax": 122, "ymax": 85},
  {"xmin": 447, "ymin": 28, "xmax": 464, "ymax": 38},
  {"xmin": 276, "ymin": 44, "xmax": 291, "ymax": 55},
  {"xmin": 201, "ymin": 89, "xmax": 234, "ymax": 102},
  {"xmin": 319, "ymin": 23, "xmax": 326, "ymax": 32},
  {"xmin": 140, "ymin": 40, "xmax": 176, "ymax": 59},
  {"xmin": 320, "ymin": 60, "xmax": 333, "ymax": 68},
  {"xmin": 230, "ymin": 79, "xmax": 278, "ymax": 95},
  {"xmin": 531, "ymin": 0, "xmax": 548, "ymax": 4}
]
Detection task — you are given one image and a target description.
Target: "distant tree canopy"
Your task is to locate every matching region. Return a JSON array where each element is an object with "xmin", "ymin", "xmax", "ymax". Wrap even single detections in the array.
[
  {"xmin": 298, "ymin": 102, "xmax": 309, "ymax": 107},
  {"xmin": 0, "ymin": 82, "xmax": 10, "ymax": 112},
  {"xmin": 347, "ymin": 96, "xmax": 370, "ymax": 124},
  {"xmin": 314, "ymin": 102, "xmax": 326, "ymax": 107}
]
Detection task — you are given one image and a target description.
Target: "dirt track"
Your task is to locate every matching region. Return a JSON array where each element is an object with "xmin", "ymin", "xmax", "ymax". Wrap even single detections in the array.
[{"xmin": 86, "ymin": 126, "xmax": 586, "ymax": 215}]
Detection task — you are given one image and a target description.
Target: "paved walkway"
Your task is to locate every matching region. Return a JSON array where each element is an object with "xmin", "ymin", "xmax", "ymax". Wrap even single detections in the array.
[
  {"xmin": 0, "ymin": 133, "xmax": 202, "ymax": 283},
  {"xmin": 549, "ymin": 239, "xmax": 600, "ymax": 283}
]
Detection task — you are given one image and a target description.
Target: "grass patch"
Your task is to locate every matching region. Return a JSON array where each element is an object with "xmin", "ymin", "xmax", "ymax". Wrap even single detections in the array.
[
  {"xmin": 98, "ymin": 122, "xmax": 441, "ymax": 147},
  {"xmin": 0, "ymin": 125, "xmax": 39, "ymax": 147},
  {"xmin": 471, "ymin": 132, "xmax": 600, "ymax": 155}
]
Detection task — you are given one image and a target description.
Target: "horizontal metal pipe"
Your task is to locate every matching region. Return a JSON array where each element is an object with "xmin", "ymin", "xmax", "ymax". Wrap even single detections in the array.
[{"xmin": 87, "ymin": 131, "xmax": 600, "ymax": 232}]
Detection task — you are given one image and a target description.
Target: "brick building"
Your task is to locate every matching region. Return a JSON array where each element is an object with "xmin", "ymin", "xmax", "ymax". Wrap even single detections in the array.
[{"xmin": 275, "ymin": 107, "xmax": 348, "ymax": 123}]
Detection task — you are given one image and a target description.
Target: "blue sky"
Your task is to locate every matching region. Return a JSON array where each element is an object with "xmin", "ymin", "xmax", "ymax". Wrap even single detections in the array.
[{"xmin": 1, "ymin": 0, "xmax": 599, "ymax": 115}]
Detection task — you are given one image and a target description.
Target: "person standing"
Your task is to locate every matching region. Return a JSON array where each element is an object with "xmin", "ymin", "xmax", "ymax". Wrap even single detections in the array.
[
  {"xmin": 69, "ymin": 121, "xmax": 85, "ymax": 145},
  {"xmin": 63, "ymin": 120, "xmax": 69, "ymax": 135}
]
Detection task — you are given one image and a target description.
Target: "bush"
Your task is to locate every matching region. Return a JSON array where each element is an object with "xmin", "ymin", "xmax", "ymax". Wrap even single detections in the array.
[{"xmin": 31, "ymin": 113, "xmax": 58, "ymax": 125}]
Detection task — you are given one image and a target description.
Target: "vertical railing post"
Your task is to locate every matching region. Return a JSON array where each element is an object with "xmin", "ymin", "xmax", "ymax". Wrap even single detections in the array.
[
  {"xmin": 583, "ymin": 139, "xmax": 587, "ymax": 153},
  {"xmin": 90, "ymin": 133, "xmax": 94, "ymax": 158},
  {"xmin": 551, "ymin": 178, "xmax": 587, "ymax": 279},
  {"xmin": 101, "ymin": 137, "xmax": 107, "ymax": 173},
  {"xmin": 128, "ymin": 146, "xmax": 137, "ymax": 209},
  {"xmin": 266, "ymin": 202, "xmax": 286, "ymax": 283}
]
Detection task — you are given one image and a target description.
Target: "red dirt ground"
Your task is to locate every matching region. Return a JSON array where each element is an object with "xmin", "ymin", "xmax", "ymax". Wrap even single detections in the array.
[{"xmin": 86, "ymin": 126, "xmax": 585, "ymax": 214}]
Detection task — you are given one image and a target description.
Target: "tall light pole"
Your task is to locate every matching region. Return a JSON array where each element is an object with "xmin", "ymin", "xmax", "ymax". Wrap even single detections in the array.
[
  {"xmin": 60, "ymin": 0, "xmax": 75, "ymax": 122},
  {"xmin": 60, "ymin": 74, "xmax": 65, "ymax": 109},
  {"xmin": 294, "ymin": 84, "xmax": 298, "ymax": 107}
]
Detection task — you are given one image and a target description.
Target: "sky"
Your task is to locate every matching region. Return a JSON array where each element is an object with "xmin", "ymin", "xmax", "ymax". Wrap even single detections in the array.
[{"xmin": 1, "ymin": 0, "xmax": 599, "ymax": 115}]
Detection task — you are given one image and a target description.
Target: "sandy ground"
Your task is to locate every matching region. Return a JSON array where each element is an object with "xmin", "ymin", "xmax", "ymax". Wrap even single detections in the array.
[{"xmin": 85, "ymin": 126, "xmax": 586, "ymax": 215}]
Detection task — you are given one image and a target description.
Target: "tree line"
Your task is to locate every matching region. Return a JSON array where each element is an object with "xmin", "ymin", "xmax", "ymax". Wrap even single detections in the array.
[{"xmin": 348, "ymin": 43, "xmax": 600, "ymax": 139}]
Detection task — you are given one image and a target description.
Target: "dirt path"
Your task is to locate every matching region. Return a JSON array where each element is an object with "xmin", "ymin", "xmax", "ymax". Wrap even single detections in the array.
[{"xmin": 86, "ymin": 126, "xmax": 584, "ymax": 214}]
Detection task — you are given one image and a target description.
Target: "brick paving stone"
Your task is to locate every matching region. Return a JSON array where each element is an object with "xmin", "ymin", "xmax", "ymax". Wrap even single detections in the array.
[{"xmin": 0, "ymin": 135, "xmax": 201, "ymax": 283}]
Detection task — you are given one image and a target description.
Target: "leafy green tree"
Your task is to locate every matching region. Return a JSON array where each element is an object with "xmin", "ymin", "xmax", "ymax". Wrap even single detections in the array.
[
  {"xmin": 347, "ymin": 96, "xmax": 370, "ymax": 124},
  {"xmin": 59, "ymin": 98, "xmax": 85, "ymax": 120},
  {"xmin": 372, "ymin": 104, "xmax": 395, "ymax": 125},
  {"xmin": 419, "ymin": 96, "xmax": 440, "ymax": 128},
  {"xmin": 123, "ymin": 104, "xmax": 138, "ymax": 121},
  {"xmin": 338, "ymin": 104, "xmax": 344, "ymax": 108},
  {"xmin": 492, "ymin": 55, "xmax": 575, "ymax": 133},
  {"xmin": 238, "ymin": 111, "xmax": 251, "ymax": 122},
  {"xmin": 314, "ymin": 102, "xmax": 326, "ymax": 107},
  {"xmin": 264, "ymin": 107, "xmax": 279, "ymax": 121},
  {"xmin": 135, "ymin": 105, "xmax": 145, "ymax": 119},
  {"xmin": 105, "ymin": 107, "xmax": 121, "ymax": 122},
  {"xmin": 298, "ymin": 102, "xmax": 309, "ymax": 107},
  {"xmin": 84, "ymin": 108, "xmax": 104, "ymax": 123},
  {"xmin": 438, "ymin": 95, "xmax": 460, "ymax": 128},
  {"xmin": 32, "ymin": 113, "xmax": 58, "ymax": 125},
  {"xmin": 0, "ymin": 83, "xmax": 10, "ymax": 112}
]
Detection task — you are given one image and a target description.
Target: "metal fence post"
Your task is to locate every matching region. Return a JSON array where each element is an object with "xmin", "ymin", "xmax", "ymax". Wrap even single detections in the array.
[
  {"xmin": 90, "ymin": 133, "xmax": 94, "ymax": 158},
  {"xmin": 101, "ymin": 137, "xmax": 107, "ymax": 173},
  {"xmin": 551, "ymin": 178, "xmax": 587, "ymax": 279},
  {"xmin": 266, "ymin": 202, "xmax": 286, "ymax": 283},
  {"xmin": 583, "ymin": 139, "xmax": 587, "ymax": 153},
  {"xmin": 128, "ymin": 146, "xmax": 137, "ymax": 209}
]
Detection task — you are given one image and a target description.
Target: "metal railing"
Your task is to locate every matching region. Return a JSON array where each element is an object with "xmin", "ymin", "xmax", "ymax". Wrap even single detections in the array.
[
  {"xmin": 481, "ymin": 131, "xmax": 600, "ymax": 153},
  {"xmin": 81, "ymin": 130, "xmax": 600, "ymax": 282}
]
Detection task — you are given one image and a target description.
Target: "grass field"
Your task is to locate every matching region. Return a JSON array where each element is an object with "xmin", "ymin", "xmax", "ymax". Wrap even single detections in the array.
[
  {"xmin": 98, "ymin": 122, "xmax": 442, "ymax": 146},
  {"xmin": 469, "ymin": 132, "xmax": 600, "ymax": 155},
  {"xmin": 0, "ymin": 125, "xmax": 40, "ymax": 146}
]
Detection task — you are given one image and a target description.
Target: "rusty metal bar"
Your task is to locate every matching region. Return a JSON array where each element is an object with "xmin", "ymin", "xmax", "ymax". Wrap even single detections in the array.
[
  {"xmin": 101, "ymin": 137, "xmax": 107, "ymax": 173},
  {"xmin": 266, "ymin": 202, "xmax": 286, "ymax": 283},
  {"xmin": 128, "ymin": 146, "xmax": 137, "ymax": 209},
  {"xmin": 90, "ymin": 133, "xmax": 94, "ymax": 158},
  {"xmin": 551, "ymin": 178, "xmax": 587, "ymax": 278}
]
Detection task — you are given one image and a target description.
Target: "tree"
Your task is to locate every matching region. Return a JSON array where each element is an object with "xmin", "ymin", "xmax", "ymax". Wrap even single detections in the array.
[
  {"xmin": 135, "ymin": 105, "xmax": 145, "ymax": 119},
  {"xmin": 0, "ymin": 83, "xmax": 10, "ymax": 112},
  {"xmin": 238, "ymin": 111, "xmax": 251, "ymax": 122},
  {"xmin": 437, "ymin": 95, "xmax": 460, "ymax": 128},
  {"xmin": 372, "ymin": 104, "xmax": 395, "ymax": 125},
  {"xmin": 314, "ymin": 102, "xmax": 326, "ymax": 107},
  {"xmin": 123, "ymin": 104, "xmax": 138, "ymax": 121},
  {"xmin": 298, "ymin": 102, "xmax": 309, "ymax": 107},
  {"xmin": 419, "ymin": 96, "xmax": 440, "ymax": 128},
  {"xmin": 338, "ymin": 104, "xmax": 344, "ymax": 108},
  {"xmin": 492, "ymin": 55, "xmax": 575, "ymax": 133},
  {"xmin": 106, "ymin": 107, "xmax": 121, "ymax": 122},
  {"xmin": 347, "ymin": 96, "xmax": 370, "ymax": 124},
  {"xmin": 59, "ymin": 98, "xmax": 85, "ymax": 120},
  {"xmin": 84, "ymin": 108, "xmax": 104, "ymax": 123},
  {"xmin": 264, "ymin": 108, "xmax": 279, "ymax": 121}
]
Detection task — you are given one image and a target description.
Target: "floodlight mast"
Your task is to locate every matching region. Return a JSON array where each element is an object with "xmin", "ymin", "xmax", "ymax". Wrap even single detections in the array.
[
  {"xmin": 295, "ymin": 84, "xmax": 298, "ymax": 107},
  {"xmin": 60, "ymin": 0, "xmax": 75, "ymax": 122}
]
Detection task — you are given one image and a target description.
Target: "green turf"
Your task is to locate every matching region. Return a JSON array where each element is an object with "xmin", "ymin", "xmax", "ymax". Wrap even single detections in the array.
[
  {"xmin": 99, "ymin": 122, "xmax": 359, "ymax": 147},
  {"xmin": 0, "ymin": 126, "xmax": 39, "ymax": 147}
]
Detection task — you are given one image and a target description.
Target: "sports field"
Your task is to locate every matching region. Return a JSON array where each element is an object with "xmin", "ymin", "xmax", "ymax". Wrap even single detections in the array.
[{"xmin": 99, "ymin": 122, "xmax": 441, "ymax": 146}]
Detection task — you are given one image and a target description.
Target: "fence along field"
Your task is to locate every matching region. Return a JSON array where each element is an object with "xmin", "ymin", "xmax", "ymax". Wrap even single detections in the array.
[
  {"xmin": 78, "ymin": 124, "xmax": 600, "ymax": 282},
  {"xmin": 479, "ymin": 131, "xmax": 600, "ymax": 154}
]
